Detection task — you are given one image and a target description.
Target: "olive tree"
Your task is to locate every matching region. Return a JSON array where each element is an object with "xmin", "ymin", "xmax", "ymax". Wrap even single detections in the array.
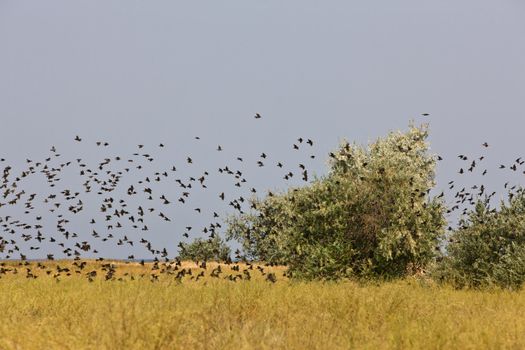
[
  {"xmin": 438, "ymin": 189, "xmax": 525, "ymax": 289},
  {"xmin": 178, "ymin": 235, "xmax": 231, "ymax": 262},
  {"xmin": 227, "ymin": 124, "xmax": 446, "ymax": 279}
]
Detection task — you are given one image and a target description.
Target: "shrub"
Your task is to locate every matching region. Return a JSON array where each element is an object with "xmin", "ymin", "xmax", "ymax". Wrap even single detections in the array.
[
  {"xmin": 178, "ymin": 236, "xmax": 231, "ymax": 262},
  {"xmin": 437, "ymin": 189, "xmax": 525, "ymax": 289},
  {"xmin": 226, "ymin": 124, "xmax": 446, "ymax": 280}
]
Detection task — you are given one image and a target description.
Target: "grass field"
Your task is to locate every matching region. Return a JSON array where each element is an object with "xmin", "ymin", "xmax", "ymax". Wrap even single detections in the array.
[{"xmin": 1, "ymin": 261, "xmax": 524, "ymax": 349}]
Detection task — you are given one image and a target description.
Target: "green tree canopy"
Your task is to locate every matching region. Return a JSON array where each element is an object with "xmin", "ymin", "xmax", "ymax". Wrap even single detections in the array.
[
  {"xmin": 227, "ymin": 124, "xmax": 446, "ymax": 280},
  {"xmin": 178, "ymin": 236, "xmax": 231, "ymax": 263},
  {"xmin": 439, "ymin": 189, "xmax": 525, "ymax": 289}
]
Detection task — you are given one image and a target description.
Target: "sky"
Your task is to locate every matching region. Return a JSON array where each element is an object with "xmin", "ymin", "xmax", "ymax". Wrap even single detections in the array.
[{"xmin": 0, "ymin": 0, "xmax": 524, "ymax": 259}]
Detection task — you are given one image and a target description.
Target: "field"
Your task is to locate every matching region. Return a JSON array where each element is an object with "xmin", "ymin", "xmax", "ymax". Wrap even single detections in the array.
[{"xmin": 1, "ymin": 261, "xmax": 525, "ymax": 350}]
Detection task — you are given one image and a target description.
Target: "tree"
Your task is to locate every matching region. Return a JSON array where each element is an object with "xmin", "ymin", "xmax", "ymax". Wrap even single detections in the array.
[
  {"xmin": 227, "ymin": 123, "xmax": 446, "ymax": 279},
  {"xmin": 437, "ymin": 189, "xmax": 525, "ymax": 289},
  {"xmin": 178, "ymin": 236, "xmax": 231, "ymax": 262}
]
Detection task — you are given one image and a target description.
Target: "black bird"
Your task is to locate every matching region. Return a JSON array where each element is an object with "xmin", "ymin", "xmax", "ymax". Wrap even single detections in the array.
[{"xmin": 266, "ymin": 272, "xmax": 277, "ymax": 283}]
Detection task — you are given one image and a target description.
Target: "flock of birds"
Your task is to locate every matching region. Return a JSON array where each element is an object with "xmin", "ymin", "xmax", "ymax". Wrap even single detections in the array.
[
  {"xmin": 0, "ymin": 113, "xmax": 522, "ymax": 282},
  {"xmin": 0, "ymin": 113, "xmax": 319, "ymax": 282}
]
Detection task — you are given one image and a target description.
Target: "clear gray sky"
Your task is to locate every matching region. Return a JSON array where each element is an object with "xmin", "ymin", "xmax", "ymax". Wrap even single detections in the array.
[{"xmin": 0, "ymin": 1, "xmax": 524, "ymax": 259}]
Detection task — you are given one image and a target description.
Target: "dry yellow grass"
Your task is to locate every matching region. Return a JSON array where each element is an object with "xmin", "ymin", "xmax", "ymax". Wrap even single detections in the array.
[{"xmin": 0, "ymin": 260, "xmax": 524, "ymax": 349}]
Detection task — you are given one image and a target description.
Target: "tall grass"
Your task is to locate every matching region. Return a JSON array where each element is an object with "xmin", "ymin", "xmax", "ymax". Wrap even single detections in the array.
[{"xmin": 0, "ymin": 261, "xmax": 524, "ymax": 349}]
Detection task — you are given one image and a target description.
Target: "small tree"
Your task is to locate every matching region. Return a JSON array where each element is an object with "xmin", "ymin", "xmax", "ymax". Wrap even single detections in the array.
[
  {"xmin": 227, "ymin": 124, "xmax": 446, "ymax": 279},
  {"xmin": 178, "ymin": 236, "xmax": 231, "ymax": 262},
  {"xmin": 438, "ymin": 189, "xmax": 525, "ymax": 289}
]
